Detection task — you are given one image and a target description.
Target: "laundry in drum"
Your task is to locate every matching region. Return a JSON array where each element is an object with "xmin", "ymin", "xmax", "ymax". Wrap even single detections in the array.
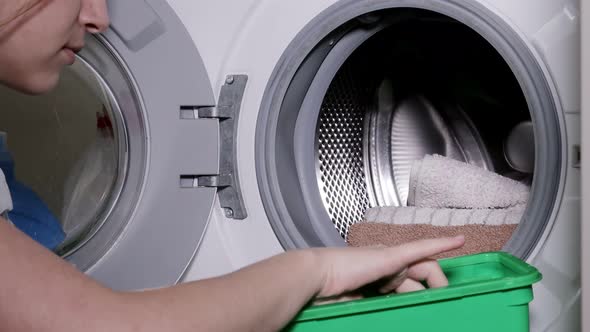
[
  {"xmin": 348, "ymin": 154, "xmax": 531, "ymax": 258},
  {"xmin": 0, "ymin": 132, "xmax": 65, "ymax": 250}
]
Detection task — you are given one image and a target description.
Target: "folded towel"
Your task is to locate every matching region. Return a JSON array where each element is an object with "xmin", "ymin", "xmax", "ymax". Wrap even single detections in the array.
[
  {"xmin": 347, "ymin": 155, "xmax": 528, "ymax": 256},
  {"xmin": 364, "ymin": 205, "xmax": 524, "ymax": 226},
  {"xmin": 408, "ymin": 154, "xmax": 529, "ymax": 209},
  {"xmin": 347, "ymin": 223, "xmax": 517, "ymax": 259}
]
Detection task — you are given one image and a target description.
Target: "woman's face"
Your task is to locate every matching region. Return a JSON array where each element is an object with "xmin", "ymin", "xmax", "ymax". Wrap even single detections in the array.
[{"xmin": 0, "ymin": 0, "xmax": 109, "ymax": 94}]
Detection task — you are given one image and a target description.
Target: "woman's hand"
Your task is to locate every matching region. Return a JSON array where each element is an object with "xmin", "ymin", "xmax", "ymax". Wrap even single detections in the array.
[
  {"xmin": 0, "ymin": 217, "xmax": 465, "ymax": 332},
  {"xmin": 312, "ymin": 236, "xmax": 465, "ymax": 303}
]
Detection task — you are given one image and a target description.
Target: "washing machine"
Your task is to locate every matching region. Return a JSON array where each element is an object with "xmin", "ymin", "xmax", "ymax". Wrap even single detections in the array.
[
  {"xmin": 582, "ymin": 0, "xmax": 589, "ymax": 328},
  {"xmin": 0, "ymin": 0, "xmax": 579, "ymax": 331}
]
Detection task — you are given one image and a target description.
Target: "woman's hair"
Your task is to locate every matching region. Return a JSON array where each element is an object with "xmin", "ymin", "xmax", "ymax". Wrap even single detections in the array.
[{"xmin": 0, "ymin": 0, "xmax": 43, "ymax": 27}]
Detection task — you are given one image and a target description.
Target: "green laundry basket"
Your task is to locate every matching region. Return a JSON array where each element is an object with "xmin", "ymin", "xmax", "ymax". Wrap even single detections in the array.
[{"xmin": 284, "ymin": 252, "xmax": 542, "ymax": 332}]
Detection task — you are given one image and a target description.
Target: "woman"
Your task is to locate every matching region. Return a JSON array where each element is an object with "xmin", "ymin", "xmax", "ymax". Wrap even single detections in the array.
[{"xmin": 0, "ymin": 1, "xmax": 465, "ymax": 331}]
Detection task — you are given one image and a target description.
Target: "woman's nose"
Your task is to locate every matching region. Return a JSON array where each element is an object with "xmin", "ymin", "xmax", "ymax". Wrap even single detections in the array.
[{"xmin": 79, "ymin": 0, "xmax": 110, "ymax": 34}]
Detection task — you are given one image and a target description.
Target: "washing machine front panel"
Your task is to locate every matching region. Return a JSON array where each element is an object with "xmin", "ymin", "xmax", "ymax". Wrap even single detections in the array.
[
  {"xmin": 68, "ymin": 0, "xmax": 220, "ymax": 290},
  {"xmin": 487, "ymin": 1, "xmax": 581, "ymax": 330},
  {"xmin": 483, "ymin": 0, "xmax": 580, "ymax": 116},
  {"xmin": 529, "ymin": 115, "xmax": 580, "ymax": 331},
  {"xmin": 581, "ymin": 3, "xmax": 590, "ymax": 329},
  {"xmin": 166, "ymin": 0, "xmax": 263, "ymax": 90},
  {"xmin": 177, "ymin": 0, "xmax": 578, "ymax": 330},
  {"xmin": 187, "ymin": 0, "xmax": 579, "ymax": 331},
  {"xmin": 480, "ymin": 4, "xmax": 581, "ymax": 330}
]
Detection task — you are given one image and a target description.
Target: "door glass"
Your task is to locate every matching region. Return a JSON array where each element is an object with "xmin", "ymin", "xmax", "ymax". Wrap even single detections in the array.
[{"xmin": 0, "ymin": 59, "xmax": 124, "ymax": 255}]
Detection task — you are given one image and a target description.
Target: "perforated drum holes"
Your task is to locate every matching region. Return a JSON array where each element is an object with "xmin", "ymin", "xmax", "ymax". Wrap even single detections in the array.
[{"xmin": 316, "ymin": 65, "xmax": 371, "ymax": 237}]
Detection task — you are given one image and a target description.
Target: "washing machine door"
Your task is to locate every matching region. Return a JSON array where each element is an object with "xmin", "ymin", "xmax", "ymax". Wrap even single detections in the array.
[{"xmin": 65, "ymin": 0, "xmax": 219, "ymax": 290}]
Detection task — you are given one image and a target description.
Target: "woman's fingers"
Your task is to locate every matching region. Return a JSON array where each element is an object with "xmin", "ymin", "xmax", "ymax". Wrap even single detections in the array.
[
  {"xmin": 377, "ymin": 267, "xmax": 408, "ymax": 294},
  {"xmin": 313, "ymin": 292, "xmax": 364, "ymax": 306},
  {"xmin": 388, "ymin": 236, "xmax": 465, "ymax": 268},
  {"xmin": 378, "ymin": 259, "xmax": 448, "ymax": 294},
  {"xmin": 395, "ymin": 278, "xmax": 426, "ymax": 293},
  {"xmin": 407, "ymin": 259, "xmax": 449, "ymax": 289},
  {"xmin": 314, "ymin": 236, "xmax": 464, "ymax": 298}
]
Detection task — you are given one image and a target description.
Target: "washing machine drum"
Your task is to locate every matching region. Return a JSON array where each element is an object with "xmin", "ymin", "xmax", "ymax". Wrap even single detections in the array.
[
  {"xmin": 256, "ymin": 7, "xmax": 561, "ymax": 259},
  {"xmin": 313, "ymin": 24, "xmax": 531, "ymax": 236}
]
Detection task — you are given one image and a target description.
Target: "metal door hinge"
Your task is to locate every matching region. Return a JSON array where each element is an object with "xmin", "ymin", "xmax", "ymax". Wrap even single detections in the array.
[{"xmin": 192, "ymin": 75, "xmax": 248, "ymax": 219}]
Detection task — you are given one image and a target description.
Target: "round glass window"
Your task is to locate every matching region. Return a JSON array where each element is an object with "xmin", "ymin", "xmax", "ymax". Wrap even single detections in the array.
[{"xmin": 0, "ymin": 57, "xmax": 126, "ymax": 256}]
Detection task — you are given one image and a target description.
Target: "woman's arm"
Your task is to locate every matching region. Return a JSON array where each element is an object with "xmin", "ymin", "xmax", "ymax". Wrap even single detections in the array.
[
  {"xmin": 0, "ymin": 219, "xmax": 129, "ymax": 332},
  {"xmin": 0, "ymin": 218, "xmax": 463, "ymax": 332}
]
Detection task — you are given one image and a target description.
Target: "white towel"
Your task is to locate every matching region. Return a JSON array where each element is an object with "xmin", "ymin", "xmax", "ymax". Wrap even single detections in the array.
[
  {"xmin": 364, "ymin": 205, "xmax": 524, "ymax": 226},
  {"xmin": 407, "ymin": 155, "xmax": 529, "ymax": 209},
  {"xmin": 362, "ymin": 154, "xmax": 529, "ymax": 226}
]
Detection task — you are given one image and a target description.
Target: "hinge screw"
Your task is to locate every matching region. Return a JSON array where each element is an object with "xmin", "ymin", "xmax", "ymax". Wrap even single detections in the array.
[
  {"xmin": 224, "ymin": 208, "xmax": 234, "ymax": 217},
  {"xmin": 225, "ymin": 76, "xmax": 235, "ymax": 85}
]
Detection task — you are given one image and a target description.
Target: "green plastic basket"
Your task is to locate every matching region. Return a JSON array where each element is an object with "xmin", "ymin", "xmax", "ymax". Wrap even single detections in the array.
[{"xmin": 284, "ymin": 252, "xmax": 542, "ymax": 332}]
